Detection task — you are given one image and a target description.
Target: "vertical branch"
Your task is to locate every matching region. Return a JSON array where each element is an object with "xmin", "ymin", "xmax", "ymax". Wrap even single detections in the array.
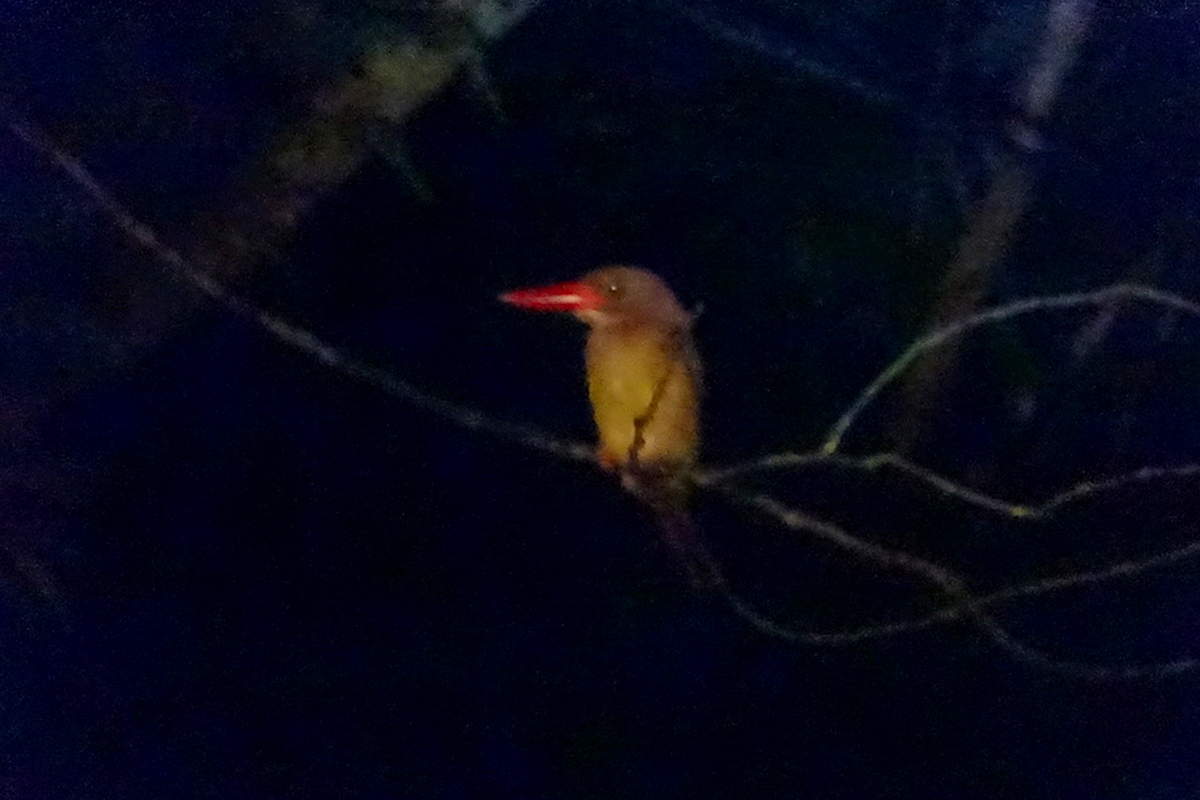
[{"xmin": 890, "ymin": 0, "xmax": 1096, "ymax": 453}]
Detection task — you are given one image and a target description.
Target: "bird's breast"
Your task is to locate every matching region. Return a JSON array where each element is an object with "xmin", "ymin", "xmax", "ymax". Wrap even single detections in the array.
[{"xmin": 584, "ymin": 325, "xmax": 700, "ymax": 469}]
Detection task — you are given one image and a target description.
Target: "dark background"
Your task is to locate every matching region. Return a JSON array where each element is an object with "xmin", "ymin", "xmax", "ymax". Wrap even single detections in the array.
[{"xmin": 3, "ymin": 0, "xmax": 1200, "ymax": 797}]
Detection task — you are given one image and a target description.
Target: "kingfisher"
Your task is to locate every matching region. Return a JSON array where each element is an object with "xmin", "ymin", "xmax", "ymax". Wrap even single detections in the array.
[{"xmin": 500, "ymin": 266, "xmax": 721, "ymax": 587}]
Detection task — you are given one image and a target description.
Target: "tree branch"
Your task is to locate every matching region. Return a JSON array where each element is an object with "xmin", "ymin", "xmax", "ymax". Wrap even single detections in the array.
[{"xmin": 11, "ymin": 104, "xmax": 1200, "ymax": 681}]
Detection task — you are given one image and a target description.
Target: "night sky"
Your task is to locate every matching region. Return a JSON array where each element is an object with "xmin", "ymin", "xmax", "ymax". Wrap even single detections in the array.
[{"xmin": 4, "ymin": 1, "xmax": 1200, "ymax": 797}]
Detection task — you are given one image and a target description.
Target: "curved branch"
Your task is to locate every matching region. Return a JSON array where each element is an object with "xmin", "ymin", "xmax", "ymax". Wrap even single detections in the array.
[
  {"xmin": 713, "ymin": 483, "xmax": 1200, "ymax": 680},
  {"xmin": 824, "ymin": 284, "xmax": 1200, "ymax": 453}
]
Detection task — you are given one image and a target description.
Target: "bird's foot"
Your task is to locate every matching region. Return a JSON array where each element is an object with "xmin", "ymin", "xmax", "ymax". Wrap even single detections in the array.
[{"xmin": 597, "ymin": 446, "xmax": 620, "ymax": 472}]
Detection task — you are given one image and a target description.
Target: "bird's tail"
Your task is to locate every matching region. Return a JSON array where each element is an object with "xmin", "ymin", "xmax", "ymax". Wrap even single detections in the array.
[
  {"xmin": 622, "ymin": 465, "xmax": 724, "ymax": 589},
  {"xmin": 651, "ymin": 502, "xmax": 725, "ymax": 589}
]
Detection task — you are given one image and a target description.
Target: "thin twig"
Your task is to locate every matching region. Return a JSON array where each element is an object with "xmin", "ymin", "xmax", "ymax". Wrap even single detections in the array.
[
  {"xmin": 824, "ymin": 284, "xmax": 1200, "ymax": 453},
  {"xmin": 701, "ymin": 450, "xmax": 1026, "ymax": 517},
  {"xmin": 722, "ymin": 522, "xmax": 1200, "ymax": 661},
  {"xmin": 664, "ymin": 1, "xmax": 902, "ymax": 108},
  {"xmin": 706, "ymin": 451, "xmax": 1200, "ymax": 521},
  {"xmin": 1039, "ymin": 463, "xmax": 1200, "ymax": 513},
  {"xmin": 713, "ymin": 484, "xmax": 1200, "ymax": 679}
]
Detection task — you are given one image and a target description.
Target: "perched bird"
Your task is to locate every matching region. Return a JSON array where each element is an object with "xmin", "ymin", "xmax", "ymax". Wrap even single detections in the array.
[{"xmin": 500, "ymin": 266, "xmax": 722, "ymax": 587}]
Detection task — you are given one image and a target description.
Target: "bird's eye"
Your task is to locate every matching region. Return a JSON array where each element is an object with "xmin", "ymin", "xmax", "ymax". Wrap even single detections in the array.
[{"xmin": 606, "ymin": 283, "xmax": 623, "ymax": 297}]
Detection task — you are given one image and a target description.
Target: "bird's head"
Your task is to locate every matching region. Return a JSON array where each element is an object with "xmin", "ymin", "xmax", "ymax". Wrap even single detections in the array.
[{"xmin": 500, "ymin": 266, "xmax": 691, "ymax": 330}]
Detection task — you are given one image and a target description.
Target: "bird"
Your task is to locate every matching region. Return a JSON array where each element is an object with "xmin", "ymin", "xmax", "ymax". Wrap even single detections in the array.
[{"xmin": 500, "ymin": 265, "xmax": 722, "ymax": 588}]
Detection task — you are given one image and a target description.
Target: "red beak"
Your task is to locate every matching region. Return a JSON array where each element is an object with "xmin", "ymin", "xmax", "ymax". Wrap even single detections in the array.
[{"xmin": 499, "ymin": 280, "xmax": 605, "ymax": 313}]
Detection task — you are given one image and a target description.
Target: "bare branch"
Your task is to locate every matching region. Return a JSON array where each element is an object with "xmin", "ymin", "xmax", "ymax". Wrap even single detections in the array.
[
  {"xmin": 706, "ymin": 451, "xmax": 1200, "ymax": 521},
  {"xmin": 713, "ymin": 483, "xmax": 1200, "ymax": 680},
  {"xmin": 1020, "ymin": 0, "xmax": 1097, "ymax": 122},
  {"xmin": 700, "ymin": 450, "xmax": 1026, "ymax": 517},
  {"xmin": 719, "ymin": 515, "xmax": 1200, "ymax": 672},
  {"xmin": 824, "ymin": 284, "xmax": 1200, "ymax": 454},
  {"xmin": 1037, "ymin": 463, "xmax": 1200, "ymax": 512},
  {"xmin": 664, "ymin": 2, "xmax": 902, "ymax": 108}
]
